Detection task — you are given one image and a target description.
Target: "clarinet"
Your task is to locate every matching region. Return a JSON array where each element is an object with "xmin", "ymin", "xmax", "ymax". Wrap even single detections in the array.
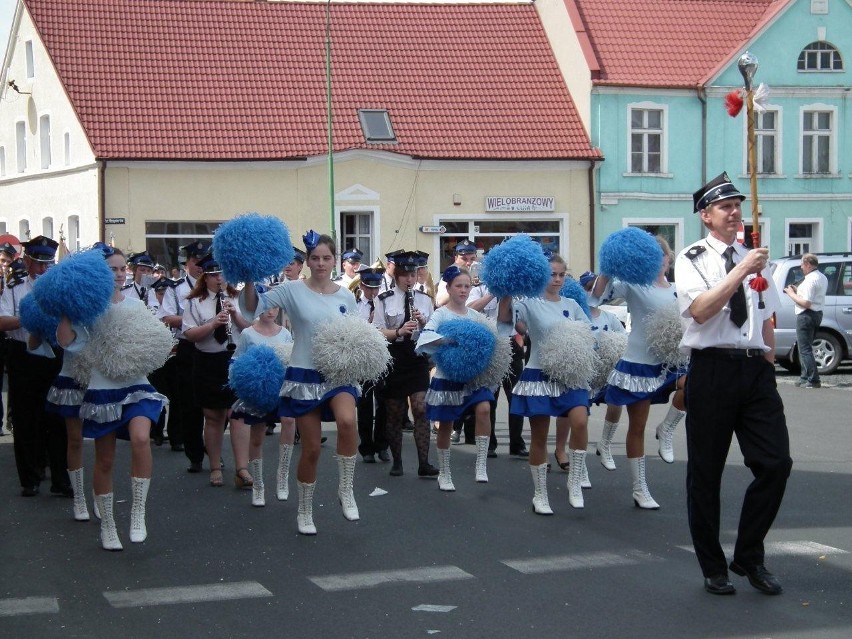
[
  {"xmin": 217, "ymin": 286, "xmax": 237, "ymax": 352},
  {"xmin": 406, "ymin": 285, "xmax": 418, "ymax": 341}
]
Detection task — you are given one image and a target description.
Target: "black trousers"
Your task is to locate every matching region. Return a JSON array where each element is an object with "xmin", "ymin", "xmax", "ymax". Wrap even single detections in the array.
[
  {"xmin": 174, "ymin": 339, "xmax": 204, "ymax": 463},
  {"xmin": 357, "ymin": 380, "xmax": 388, "ymax": 455},
  {"xmin": 685, "ymin": 351, "xmax": 792, "ymax": 577},
  {"xmin": 148, "ymin": 353, "xmax": 179, "ymax": 440},
  {"xmin": 7, "ymin": 340, "xmax": 68, "ymax": 489}
]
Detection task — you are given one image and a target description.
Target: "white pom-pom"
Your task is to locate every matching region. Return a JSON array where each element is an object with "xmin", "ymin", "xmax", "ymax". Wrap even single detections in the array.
[
  {"xmin": 539, "ymin": 320, "xmax": 597, "ymax": 389},
  {"xmin": 67, "ymin": 354, "xmax": 93, "ymax": 388},
  {"xmin": 271, "ymin": 341, "xmax": 293, "ymax": 367},
  {"xmin": 468, "ymin": 315, "xmax": 511, "ymax": 390},
  {"xmin": 312, "ymin": 313, "xmax": 391, "ymax": 387},
  {"xmin": 644, "ymin": 303, "xmax": 689, "ymax": 369},
  {"xmin": 77, "ymin": 301, "xmax": 175, "ymax": 382},
  {"xmin": 590, "ymin": 330, "xmax": 627, "ymax": 390}
]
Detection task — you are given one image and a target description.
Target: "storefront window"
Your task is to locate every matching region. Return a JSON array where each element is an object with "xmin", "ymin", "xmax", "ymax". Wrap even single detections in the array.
[
  {"xmin": 145, "ymin": 221, "xmax": 220, "ymax": 271},
  {"xmin": 437, "ymin": 219, "xmax": 561, "ymax": 271}
]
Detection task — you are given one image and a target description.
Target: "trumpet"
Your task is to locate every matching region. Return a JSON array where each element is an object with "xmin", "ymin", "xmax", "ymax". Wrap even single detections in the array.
[{"xmin": 217, "ymin": 285, "xmax": 237, "ymax": 352}]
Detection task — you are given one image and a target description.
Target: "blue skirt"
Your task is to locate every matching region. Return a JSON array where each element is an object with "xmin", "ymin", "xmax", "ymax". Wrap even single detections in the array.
[
  {"xmin": 80, "ymin": 385, "xmax": 167, "ymax": 440},
  {"xmin": 510, "ymin": 368, "xmax": 589, "ymax": 417},
  {"xmin": 231, "ymin": 400, "xmax": 277, "ymax": 426},
  {"xmin": 601, "ymin": 360, "xmax": 682, "ymax": 406},
  {"xmin": 425, "ymin": 377, "xmax": 494, "ymax": 422},
  {"xmin": 45, "ymin": 375, "xmax": 85, "ymax": 419},
  {"xmin": 278, "ymin": 367, "xmax": 359, "ymax": 422}
]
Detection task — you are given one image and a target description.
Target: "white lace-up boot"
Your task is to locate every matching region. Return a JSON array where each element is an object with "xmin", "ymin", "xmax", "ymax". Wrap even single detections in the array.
[
  {"xmin": 92, "ymin": 489, "xmax": 101, "ymax": 520},
  {"xmin": 337, "ymin": 454, "xmax": 359, "ymax": 521},
  {"xmin": 655, "ymin": 407, "xmax": 685, "ymax": 464},
  {"xmin": 69, "ymin": 467, "xmax": 90, "ymax": 521},
  {"xmin": 277, "ymin": 443, "xmax": 293, "ymax": 501},
  {"xmin": 250, "ymin": 459, "xmax": 265, "ymax": 507},
  {"xmin": 567, "ymin": 449, "xmax": 586, "ymax": 508},
  {"xmin": 297, "ymin": 481, "xmax": 317, "ymax": 535},
  {"xmin": 629, "ymin": 456, "xmax": 660, "ymax": 509},
  {"xmin": 437, "ymin": 448, "xmax": 455, "ymax": 491},
  {"xmin": 96, "ymin": 493, "xmax": 123, "ymax": 551},
  {"xmin": 580, "ymin": 455, "xmax": 592, "ymax": 489},
  {"xmin": 530, "ymin": 463, "xmax": 553, "ymax": 515},
  {"xmin": 474, "ymin": 435, "xmax": 489, "ymax": 483},
  {"xmin": 595, "ymin": 420, "xmax": 619, "ymax": 470},
  {"xmin": 129, "ymin": 477, "xmax": 150, "ymax": 543}
]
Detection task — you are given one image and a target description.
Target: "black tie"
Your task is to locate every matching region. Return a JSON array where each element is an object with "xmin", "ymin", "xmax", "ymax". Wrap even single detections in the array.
[
  {"xmin": 139, "ymin": 286, "xmax": 147, "ymax": 301},
  {"xmin": 213, "ymin": 294, "xmax": 228, "ymax": 344},
  {"xmin": 367, "ymin": 299, "xmax": 375, "ymax": 324},
  {"xmin": 724, "ymin": 247, "xmax": 747, "ymax": 328}
]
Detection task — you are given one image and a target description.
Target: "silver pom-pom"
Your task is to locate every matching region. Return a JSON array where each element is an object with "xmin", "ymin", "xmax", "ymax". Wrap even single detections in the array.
[
  {"xmin": 271, "ymin": 341, "xmax": 293, "ymax": 367},
  {"xmin": 67, "ymin": 353, "xmax": 93, "ymax": 388},
  {"xmin": 468, "ymin": 315, "xmax": 511, "ymax": 391},
  {"xmin": 312, "ymin": 313, "xmax": 392, "ymax": 387},
  {"xmin": 539, "ymin": 320, "xmax": 597, "ymax": 389},
  {"xmin": 590, "ymin": 330, "xmax": 627, "ymax": 390},
  {"xmin": 76, "ymin": 301, "xmax": 175, "ymax": 382},
  {"xmin": 644, "ymin": 302, "xmax": 689, "ymax": 369}
]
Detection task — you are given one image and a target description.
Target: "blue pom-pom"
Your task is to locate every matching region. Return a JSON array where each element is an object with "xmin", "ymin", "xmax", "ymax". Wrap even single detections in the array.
[
  {"xmin": 481, "ymin": 235, "xmax": 551, "ymax": 298},
  {"xmin": 560, "ymin": 279, "xmax": 592, "ymax": 319},
  {"xmin": 32, "ymin": 249, "xmax": 114, "ymax": 326},
  {"xmin": 228, "ymin": 345, "xmax": 286, "ymax": 413},
  {"xmin": 213, "ymin": 214, "xmax": 294, "ymax": 284},
  {"xmin": 599, "ymin": 228, "xmax": 662, "ymax": 286},
  {"xmin": 433, "ymin": 318, "xmax": 496, "ymax": 383},
  {"xmin": 19, "ymin": 295, "xmax": 59, "ymax": 346}
]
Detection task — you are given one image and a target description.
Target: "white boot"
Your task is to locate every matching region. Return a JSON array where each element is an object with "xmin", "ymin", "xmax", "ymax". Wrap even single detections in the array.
[
  {"xmin": 580, "ymin": 455, "xmax": 592, "ymax": 489},
  {"xmin": 297, "ymin": 481, "xmax": 317, "ymax": 535},
  {"xmin": 437, "ymin": 448, "xmax": 455, "ymax": 492},
  {"xmin": 474, "ymin": 435, "xmax": 489, "ymax": 483},
  {"xmin": 250, "ymin": 458, "xmax": 265, "ymax": 507},
  {"xmin": 655, "ymin": 407, "xmax": 685, "ymax": 464},
  {"xmin": 596, "ymin": 420, "xmax": 619, "ymax": 471},
  {"xmin": 567, "ymin": 449, "xmax": 585, "ymax": 508},
  {"xmin": 629, "ymin": 456, "xmax": 660, "ymax": 509},
  {"xmin": 337, "ymin": 454, "xmax": 359, "ymax": 521},
  {"xmin": 530, "ymin": 463, "xmax": 553, "ymax": 515},
  {"xmin": 129, "ymin": 477, "xmax": 150, "ymax": 543},
  {"xmin": 92, "ymin": 489, "xmax": 101, "ymax": 520},
  {"xmin": 277, "ymin": 443, "xmax": 293, "ymax": 501},
  {"xmin": 69, "ymin": 467, "xmax": 90, "ymax": 521},
  {"xmin": 95, "ymin": 493, "xmax": 123, "ymax": 551}
]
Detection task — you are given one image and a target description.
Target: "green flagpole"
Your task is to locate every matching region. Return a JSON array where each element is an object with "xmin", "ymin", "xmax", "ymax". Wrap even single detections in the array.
[{"xmin": 325, "ymin": 0, "xmax": 336, "ymax": 251}]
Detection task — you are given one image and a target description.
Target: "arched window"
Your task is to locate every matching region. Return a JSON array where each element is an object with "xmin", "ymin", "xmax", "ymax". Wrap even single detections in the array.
[{"xmin": 797, "ymin": 41, "xmax": 843, "ymax": 71}]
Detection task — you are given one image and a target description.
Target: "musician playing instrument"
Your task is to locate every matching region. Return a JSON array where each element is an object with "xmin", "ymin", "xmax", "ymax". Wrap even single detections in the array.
[
  {"xmin": 373, "ymin": 252, "xmax": 438, "ymax": 478},
  {"xmin": 182, "ymin": 253, "xmax": 250, "ymax": 487}
]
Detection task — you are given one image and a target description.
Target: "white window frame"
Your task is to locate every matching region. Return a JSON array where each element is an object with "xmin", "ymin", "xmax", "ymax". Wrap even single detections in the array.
[
  {"xmin": 19, "ymin": 219, "xmax": 30, "ymax": 241},
  {"xmin": 63, "ymin": 130, "xmax": 71, "ymax": 166},
  {"xmin": 42, "ymin": 216, "xmax": 54, "ymax": 239},
  {"xmin": 625, "ymin": 102, "xmax": 669, "ymax": 176},
  {"xmin": 741, "ymin": 217, "xmax": 771, "ymax": 253},
  {"xmin": 799, "ymin": 104, "xmax": 838, "ymax": 176},
  {"xmin": 785, "ymin": 218, "xmax": 822, "ymax": 255},
  {"xmin": 797, "ymin": 40, "xmax": 844, "ymax": 72},
  {"xmin": 39, "ymin": 114, "xmax": 51, "ymax": 169},
  {"xmin": 338, "ymin": 208, "xmax": 375, "ymax": 264},
  {"xmin": 622, "ymin": 218, "xmax": 684, "ymax": 255},
  {"xmin": 0, "ymin": 146, "xmax": 5, "ymax": 177},
  {"xmin": 742, "ymin": 105, "xmax": 783, "ymax": 176},
  {"xmin": 25, "ymin": 40, "xmax": 35, "ymax": 79},
  {"xmin": 16, "ymin": 120, "xmax": 27, "ymax": 173},
  {"xmin": 67, "ymin": 214, "xmax": 81, "ymax": 251}
]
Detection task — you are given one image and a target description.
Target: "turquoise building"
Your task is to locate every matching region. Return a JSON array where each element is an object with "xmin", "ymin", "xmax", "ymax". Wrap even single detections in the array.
[{"xmin": 576, "ymin": 0, "xmax": 852, "ymax": 260}]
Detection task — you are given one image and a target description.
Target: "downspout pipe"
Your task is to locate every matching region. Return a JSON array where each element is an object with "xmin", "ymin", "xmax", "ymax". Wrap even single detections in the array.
[
  {"xmin": 697, "ymin": 86, "xmax": 707, "ymax": 188},
  {"xmin": 99, "ymin": 160, "xmax": 106, "ymax": 244},
  {"xmin": 588, "ymin": 159, "xmax": 597, "ymax": 271}
]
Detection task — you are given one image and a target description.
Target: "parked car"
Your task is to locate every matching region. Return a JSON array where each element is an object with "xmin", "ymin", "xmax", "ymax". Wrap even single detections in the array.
[{"xmin": 770, "ymin": 252, "xmax": 852, "ymax": 375}]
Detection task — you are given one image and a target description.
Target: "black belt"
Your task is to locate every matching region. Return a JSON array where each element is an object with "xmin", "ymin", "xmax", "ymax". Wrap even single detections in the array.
[{"xmin": 695, "ymin": 347, "xmax": 764, "ymax": 358}]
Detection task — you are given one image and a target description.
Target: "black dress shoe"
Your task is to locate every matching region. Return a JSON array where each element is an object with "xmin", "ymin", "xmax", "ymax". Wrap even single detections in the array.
[
  {"xmin": 265, "ymin": 425, "xmax": 275, "ymax": 436},
  {"xmin": 418, "ymin": 462, "xmax": 439, "ymax": 477},
  {"xmin": 171, "ymin": 443, "xmax": 185, "ymax": 452},
  {"xmin": 704, "ymin": 574, "xmax": 736, "ymax": 595},
  {"xmin": 152, "ymin": 434, "xmax": 165, "ymax": 446},
  {"xmin": 389, "ymin": 461, "xmax": 404, "ymax": 477},
  {"xmin": 377, "ymin": 450, "xmax": 390, "ymax": 462},
  {"xmin": 21, "ymin": 485, "xmax": 40, "ymax": 497},
  {"xmin": 510, "ymin": 448, "xmax": 530, "ymax": 458},
  {"xmin": 487, "ymin": 449, "xmax": 498, "ymax": 459},
  {"xmin": 50, "ymin": 484, "xmax": 74, "ymax": 498},
  {"xmin": 362, "ymin": 453, "xmax": 376, "ymax": 463},
  {"xmin": 187, "ymin": 462, "xmax": 203, "ymax": 473},
  {"xmin": 729, "ymin": 562, "xmax": 783, "ymax": 595}
]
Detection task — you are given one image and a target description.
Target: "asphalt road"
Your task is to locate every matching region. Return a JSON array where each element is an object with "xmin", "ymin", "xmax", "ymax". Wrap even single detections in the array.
[{"xmin": 1, "ymin": 373, "xmax": 851, "ymax": 639}]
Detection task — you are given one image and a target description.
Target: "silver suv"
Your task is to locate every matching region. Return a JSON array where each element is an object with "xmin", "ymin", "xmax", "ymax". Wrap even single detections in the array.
[{"xmin": 770, "ymin": 252, "xmax": 852, "ymax": 375}]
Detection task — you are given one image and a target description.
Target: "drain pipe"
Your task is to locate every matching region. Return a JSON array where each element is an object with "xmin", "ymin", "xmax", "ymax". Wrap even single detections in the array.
[{"xmin": 588, "ymin": 159, "xmax": 597, "ymax": 270}]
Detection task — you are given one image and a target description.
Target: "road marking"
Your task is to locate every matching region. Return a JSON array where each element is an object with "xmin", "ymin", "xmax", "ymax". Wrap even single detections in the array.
[
  {"xmin": 676, "ymin": 540, "xmax": 848, "ymax": 557},
  {"xmin": 501, "ymin": 550, "xmax": 662, "ymax": 574},
  {"xmin": 412, "ymin": 604, "xmax": 457, "ymax": 612},
  {"xmin": 103, "ymin": 581, "xmax": 272, "ymax": 608},
  {"xmin": 309, "ymin": 566, "xmax": 474, "ymax": 592},
  {"xmin": 0, "ymin": 596, "xmax": 59, "ymax": 617}
]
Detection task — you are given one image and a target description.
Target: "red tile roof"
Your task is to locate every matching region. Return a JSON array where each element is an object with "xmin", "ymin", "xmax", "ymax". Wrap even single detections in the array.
[
  {"xmin": 24, "ymin": 0, "xmax": 600, "ymax": 161},
  {"xmin": 571, "ymin": 0, "xmax": 788, "ymax": 88}
]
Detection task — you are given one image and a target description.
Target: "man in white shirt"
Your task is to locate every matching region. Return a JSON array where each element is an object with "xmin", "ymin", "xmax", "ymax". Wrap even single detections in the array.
[
  {"xmin": 783, "ymin": 253, "xmax": 828, "ymax": 388},
  {"xmin": 675, "ymin": 172, "xmax": 791, "ymax": 597}
]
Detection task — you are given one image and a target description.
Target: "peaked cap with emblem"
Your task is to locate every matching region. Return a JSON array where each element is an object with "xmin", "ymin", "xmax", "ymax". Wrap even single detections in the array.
[
  {"xmin": 22, "ymin": 235, "xmax": 59, "ymax": 262},
  {"xmin": 693, "ymin": 172, "xmax": 746, "ymax": 213},
  {"xmin": 128, "ymin": 251, "xmax": 156, "ymax": 268}
]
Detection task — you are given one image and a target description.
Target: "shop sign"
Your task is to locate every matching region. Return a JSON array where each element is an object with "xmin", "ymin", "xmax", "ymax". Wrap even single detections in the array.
[{"xmin": 485, "ymin": 196, "xmax": 555, "ymax": 212}]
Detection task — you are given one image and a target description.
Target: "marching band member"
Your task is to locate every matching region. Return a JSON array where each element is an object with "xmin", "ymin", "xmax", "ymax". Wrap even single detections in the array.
[
  {"xmin": 380, "ymin": 250, "xmax": 404, "ymax": 293},
  {"xmin": 414, "ymin": 251, "xmax": 436, "ymax": 300},
  {"xmin": 334, "ymin": 248, "xmax": 363, "ymax": 287},
  {"xmin": 122, "ymin": 251, "xmax": 157, "ymax": 307},
  {"xmin": 374, "ymin": 252, "xmax": 438, "ymax": 478},
  {"xmin": 147, "ymin": 277, "xmax": 181, "ymax": 447},
  {"xmin": 241, "ymin": 232, "xmax": 360, "ymax": 535},
  {"xmin": 497, "ymin": 253, "xmax": 592, "ymax": 514},
  {"xmin": 182, "ymin": 253, "xmax": 250, "ymax": 488},
  {"xmin": 435, "ymin": 239, "xmax": 477, "ymax": 306},
  {"xmin": 0, "ymin": 242, "xmax": 16, "ymax": 438},
  {"xmin": 416, "ymin": 266, "xmax": 494, "ymax": 491}
]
